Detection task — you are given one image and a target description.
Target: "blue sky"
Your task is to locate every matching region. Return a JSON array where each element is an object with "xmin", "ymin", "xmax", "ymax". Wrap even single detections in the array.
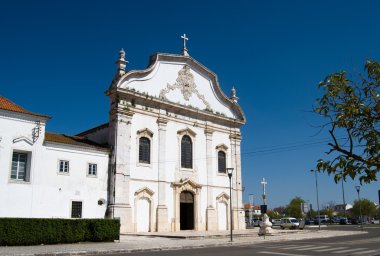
[{"xmin": 1, "ymin": 0, "xmax": 379, "ymax": 209}]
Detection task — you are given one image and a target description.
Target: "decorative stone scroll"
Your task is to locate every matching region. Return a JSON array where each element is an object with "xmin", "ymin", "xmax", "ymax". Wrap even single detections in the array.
[{"xmin": 159, "ymin": 65, "xmax": 211, "ymax": 109}]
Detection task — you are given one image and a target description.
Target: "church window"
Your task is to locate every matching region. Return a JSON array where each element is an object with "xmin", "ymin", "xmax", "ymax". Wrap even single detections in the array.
[
  {"xmin": 88, "ymin": 163, "xmax": 97, "ymax": 176},
  {"xmin": 59, "ymin": 160, "xmax": 69, "ymax": 173},
  {"xmin": 181, "ymin": 135, "xmax": 192, "ymax": 169},
  {"xmin": 139, "ymin": 137, "xmax": 151, "ymax": 164},
  {"xmin": 218, "ymin": 151, "xmax": 226, "ymax": 173},
  {"xmin": 11, "ymin": 152, "xmax": 28, "ymax": 181},
  {"xmin": 71, "ymin": 201, "xmax": 82, "ymax": 218}
]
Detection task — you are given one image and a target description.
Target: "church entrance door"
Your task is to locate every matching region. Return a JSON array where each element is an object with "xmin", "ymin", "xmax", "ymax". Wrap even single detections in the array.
[{"xmin": 180, "ymin": 191, "xmax": 194, "ymax": 230}]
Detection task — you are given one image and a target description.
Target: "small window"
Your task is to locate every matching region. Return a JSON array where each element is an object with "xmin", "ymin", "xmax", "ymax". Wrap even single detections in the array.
[
  {"xmin": 218, "ymin": 151, "xmax": 226, "ymax": 173},
  {"xmin": 88, "ymin": 163, "xmax": 97, "ymax": 176},
  {"xmin": 181, "ymin": 135, "xmax": 193, "ymax": 169},
  {"xmin": 11, "ymin": 152, "xmax": 28, "ymax": 181},
  {"xmin": 71, "ymin": 201, "xmax": 82, "ymax": 218},
  {"xmin": 59, "ymin": 160, "xmax": 69, "ymax": 173},
  {"xmin": 139, "ymin": 137, "xmax": 151, "ymax": 164}
]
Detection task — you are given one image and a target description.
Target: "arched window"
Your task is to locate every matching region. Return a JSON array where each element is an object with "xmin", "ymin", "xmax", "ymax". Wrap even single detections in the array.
[
  {"xmin": 139, "ymin": 137, "xmax": 150, "ymax": 163},
  {"xmin": 218, "ymin": 151, "xmax": 226, "ymax": 173},
  {"xmin": 181, "ymin": 135, "xmax": 192, "ymax": 168}
]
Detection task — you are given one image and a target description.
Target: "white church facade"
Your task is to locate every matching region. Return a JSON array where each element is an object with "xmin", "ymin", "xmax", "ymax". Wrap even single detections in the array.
[{"xmin": 0, "ymin": 40, "xmax": 246, "ymax": 233}]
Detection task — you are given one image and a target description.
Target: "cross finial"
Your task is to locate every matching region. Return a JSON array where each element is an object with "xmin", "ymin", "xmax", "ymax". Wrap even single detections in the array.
[{"xmin": 181, "ymin": 33, "xmax": 189, "ymax": 56}]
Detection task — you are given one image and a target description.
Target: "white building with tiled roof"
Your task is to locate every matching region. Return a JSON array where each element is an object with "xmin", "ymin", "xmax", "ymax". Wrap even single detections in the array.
[
  {"xmin": 0, "ymin": 41, "xmax": 246, "ymax": 233},
  {"xmin": 0, "ymin": 96, "xmax": 110, "ymax": 219}
]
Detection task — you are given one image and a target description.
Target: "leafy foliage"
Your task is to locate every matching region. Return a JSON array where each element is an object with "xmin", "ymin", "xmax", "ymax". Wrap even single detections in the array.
[
  {"xmin": 285, "ymin": 196, "xmax": 305, "ymax": 218},
  {"xmin": 351, "ymin": 198, "xmax": 377, "ymax": 217},
  {"xmin": 0, "ymin": 218, "xmax": 120, "ymax": 246},
  {"xmin": 315, "ymin": 59, "xmax": 380, "ymax": 183}
]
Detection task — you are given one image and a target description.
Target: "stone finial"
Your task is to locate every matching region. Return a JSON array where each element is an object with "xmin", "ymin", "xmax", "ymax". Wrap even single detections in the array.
[
  {"xmin": 230, "ymin": 86, "xmax": 239, "ymax": 103},
  {"xmin": 119, "ymin": 48, "xmax": 126, "ymax": 59},
  {"xmin": 115, "ymin": 48, "xmax": 129, "ymax": 76}
]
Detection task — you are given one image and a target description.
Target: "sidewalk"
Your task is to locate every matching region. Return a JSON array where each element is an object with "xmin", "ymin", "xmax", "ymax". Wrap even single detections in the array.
[{"xmin": 0, "ymin": 228, "xmax": 364, "ymax": 256}]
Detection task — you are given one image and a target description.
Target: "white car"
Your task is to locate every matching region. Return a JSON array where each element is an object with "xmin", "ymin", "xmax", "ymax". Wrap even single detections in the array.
[
  {"xmin": 272, "ymin": 219, "xmax": 282, "ymax": 226},
  {"xmin": 280, "ymin": 217, "xmax": 300, "ymax": 229}
]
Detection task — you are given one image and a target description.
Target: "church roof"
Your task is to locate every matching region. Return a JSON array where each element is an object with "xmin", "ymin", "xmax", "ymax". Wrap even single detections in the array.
[
  {"xmin": 0, "ymin": 96, "xmax": 50, "ymax": 119},
  {"xmin": 44, "ymin": 132, "xmax": 110, "ymax": 151},
  {"xmin": 76, "ymin": 122, "xmax": 109, "ymax": 136}
]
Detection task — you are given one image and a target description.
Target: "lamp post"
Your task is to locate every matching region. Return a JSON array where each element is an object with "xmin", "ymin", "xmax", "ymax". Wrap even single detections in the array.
[
  {"xmin": 226, "ymin": 167, "xmax": 234, "ymax": 242},
  {"xmin": 340, "ymin": 171, "xmax": 347, "ymax": 218},
  {"xmin": 311, "ymin": 170, "xmax": 321, "ymax": 230},
  {"xmin": 355, "ymin": 186, "xmax": 363, "ymax": 231},
  {"xmin": 249, "ymin": 194, "xmax": 254, "ymax": 227}
]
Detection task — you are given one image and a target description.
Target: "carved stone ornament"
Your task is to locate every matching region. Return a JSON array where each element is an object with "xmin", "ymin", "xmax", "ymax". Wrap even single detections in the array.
[{"xmin": 159, "ymin": 65, "xmax": 211, "ymax": 109}]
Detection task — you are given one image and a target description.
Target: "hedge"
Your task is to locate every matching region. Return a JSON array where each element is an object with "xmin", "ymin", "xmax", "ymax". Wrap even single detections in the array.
[{"xmin": 0, "ymin": 218, "xmax": 120, "ymax": 246}]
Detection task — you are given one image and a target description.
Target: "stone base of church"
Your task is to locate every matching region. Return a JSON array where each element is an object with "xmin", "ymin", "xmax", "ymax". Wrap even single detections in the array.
[
  {"xmin": 108, "ymin": 204, "xmax": 133, "ymax": 233},
  {"xmin": 156, "ymin": 205, "xmax": 170, "ymax": 232},
  {"xmin": 238, "ymin": 208, "xmax": 246, "ymax": 230},
  {"xmin": 232, "ymin": 208, "xmax": 246, "ymax": 230},
  {"xmin": 206, "ymin": 206, "xmax": 217, "ymax": 231}
]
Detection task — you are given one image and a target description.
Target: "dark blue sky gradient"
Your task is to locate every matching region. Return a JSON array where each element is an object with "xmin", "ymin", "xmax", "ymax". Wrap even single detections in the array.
[{"xmin": 1, "ymin": 0, "xmax": 379, "ymax": 208}]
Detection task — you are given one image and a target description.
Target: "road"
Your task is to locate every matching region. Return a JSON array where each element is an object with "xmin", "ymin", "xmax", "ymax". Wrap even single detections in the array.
[{"xmin": 100, "ymin": 225, "xmax": 380, "ymax": 256}]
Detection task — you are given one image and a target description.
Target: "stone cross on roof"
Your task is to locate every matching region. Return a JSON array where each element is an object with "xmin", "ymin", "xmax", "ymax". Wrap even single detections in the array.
[{"xmin": 181, "ymin": 34, "xmax": 189, "ymax": 56}]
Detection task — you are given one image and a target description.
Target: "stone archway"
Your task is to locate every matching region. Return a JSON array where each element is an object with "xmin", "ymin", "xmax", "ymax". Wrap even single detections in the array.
[{"xmin": 172, "ymin": 179, "xmax": 202, "ymax": 231}]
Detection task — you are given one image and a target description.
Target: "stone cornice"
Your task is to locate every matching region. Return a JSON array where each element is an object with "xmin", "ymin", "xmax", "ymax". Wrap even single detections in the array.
[{"xmin": 109, "ymin": 88, "xmax": 245, "ymax": 127}]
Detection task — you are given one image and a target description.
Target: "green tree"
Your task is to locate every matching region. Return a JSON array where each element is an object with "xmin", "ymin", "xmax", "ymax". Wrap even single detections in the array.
[
  {"xmin": 314, "ymin": 59, "xmax": 380, "ymax": 183},
  {"xmin": 285, "ymin": 197, "xmax": 305, "ymax": 218},
  {"xmin": 319, "ymin": 208, "xmax": 334, "ymax": 219},
  {"xmin": 351, "ymin": 198, "xmax": 377, "ymax": 217},
  {"xmin": 267, "ymin": 210, "xmax": 282, "ymax": 220}
]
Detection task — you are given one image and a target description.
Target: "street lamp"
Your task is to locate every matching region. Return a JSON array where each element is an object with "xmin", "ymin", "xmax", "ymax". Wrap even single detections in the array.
[
  {"xmin": 340, "ymin": 171, "xmax": 347, "ymax": 218},
  {"xmin": 311, "ymin": 169, "xmax": 321, "ymax": 230},
  {"xmin": 355, "ymin": 185, "xmax": 363, "ymax": 231},
  {"xmin": 226, "ymin": 167, "xmax": 234, "ymax": 242}
]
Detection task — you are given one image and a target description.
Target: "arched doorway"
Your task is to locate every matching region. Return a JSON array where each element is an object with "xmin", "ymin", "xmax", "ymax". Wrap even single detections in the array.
[{"xmin": 180, "ymin": 191, "xmax": 194, "ymax": 230}]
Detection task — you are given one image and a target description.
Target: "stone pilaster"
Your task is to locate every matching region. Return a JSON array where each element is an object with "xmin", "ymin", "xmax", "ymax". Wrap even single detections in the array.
[
  {"xmin": 205, "ymin": 128, "xmax": 217, "ymax": 231},
  {"xmin": 107, "ymin": 107, "xmax": 134, "ymax": 233},
  {"xmin": 156, "ymin": 117, "xmax": 170, "ymax": 232},
  {"xmin": 230, "ymin": 131, "xmax": 245, "ymax": 230}
]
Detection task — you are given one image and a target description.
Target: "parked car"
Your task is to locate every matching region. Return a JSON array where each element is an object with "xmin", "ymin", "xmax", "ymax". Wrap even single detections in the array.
[
  {"xmin": 272, "ymin": 219, "xmax": 281, "ymax": 226},
  {"xmin": 339, "ymin": 217, "xmax": 348, "ymax": 225},
  {"xmin": 280, "ymin": 217, "xmax": 300, "ymax": 229},
  {"xmin": 304, "ymin": 219, "xmax": 313, "ymax": 225},
  {"xmin": 330, "ymin": 217, "xmax": 341, "ymax": 224},
  {"xmin": 252, "ymin": 218, "xmax": 262, "ymax": 227},
  {"xmin": 351, "ymin": 218, "xmax": 362, "ymax": 225}
]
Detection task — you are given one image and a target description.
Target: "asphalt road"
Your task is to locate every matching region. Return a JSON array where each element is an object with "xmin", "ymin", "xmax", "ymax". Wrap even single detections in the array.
[{"xmin": 100, "ymin": 225, "xmax": 380, "ymax": 256}]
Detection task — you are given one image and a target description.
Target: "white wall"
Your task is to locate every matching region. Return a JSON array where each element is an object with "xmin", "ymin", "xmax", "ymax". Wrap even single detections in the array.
[
  {"xmin": 0, "ymin": 110, "xmax": 109, "ymax": 219},
  {"xmin": 127, "ymin": 110, "xmax": 233, "ymax": 228}
]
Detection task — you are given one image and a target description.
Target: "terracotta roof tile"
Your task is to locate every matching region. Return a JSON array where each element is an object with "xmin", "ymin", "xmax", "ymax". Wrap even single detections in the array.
[
  {"xmin": 44, "ymin": 132, "xmax": 110, "ymax": 151},
  {"xmin": 0, "ymin": 96, "xmax": 50, "ymax": 118}
]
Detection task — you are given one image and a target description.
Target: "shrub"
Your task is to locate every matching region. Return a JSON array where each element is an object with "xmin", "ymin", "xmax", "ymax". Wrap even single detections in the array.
[{"xmin": 0, "ymin": 218, "xmax": 120, "ymax": 246}]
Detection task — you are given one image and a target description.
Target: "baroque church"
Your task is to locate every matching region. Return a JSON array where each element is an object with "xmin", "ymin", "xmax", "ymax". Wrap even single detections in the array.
[{"xmin": 0, "ymin": 37, "xmax": 246, "ymax": 233}]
